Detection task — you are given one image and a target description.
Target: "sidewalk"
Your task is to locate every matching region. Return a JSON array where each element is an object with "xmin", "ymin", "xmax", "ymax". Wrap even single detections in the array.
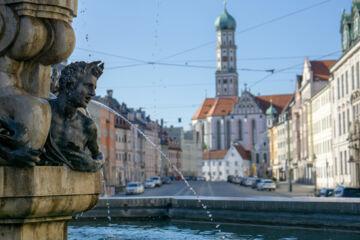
[{"xmin": 275, "ymin": 182, "xmax": 315, "ymax": 197}]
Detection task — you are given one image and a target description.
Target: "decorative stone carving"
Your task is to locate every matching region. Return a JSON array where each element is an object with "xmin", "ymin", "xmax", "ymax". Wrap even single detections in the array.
[
  {"xmin": 41, "ymin": 61, "xmax": 105, "ymax": 172},
  {"xmin": 0, "ymin": 1, "xmax": 76, "ymax": 167}
]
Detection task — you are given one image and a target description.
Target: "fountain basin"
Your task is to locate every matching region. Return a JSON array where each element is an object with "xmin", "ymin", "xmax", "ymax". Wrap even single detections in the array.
[{"xmin": 0, "ymin": 166, "xmax": 102, "ymax": 240}]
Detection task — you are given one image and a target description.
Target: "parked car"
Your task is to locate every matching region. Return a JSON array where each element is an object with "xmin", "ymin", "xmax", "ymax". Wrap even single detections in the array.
[
  {"xmin": 162, "ymin": 177, "xmax": 172, "ymax": 184},
  {"xmin": 144, "ymin": 179, "xmax": 156, "ymax": 188},
  {"xmin": 197, "ymin": 176, "xmax": 206, "ymax": 181},
  {"xmin": 150, "ymin": 176, "xmax": 162, "ymax": 187},
  {"xmin": 257, "ymin": 179, "xmax": 276, "ymax": 191},
  {"xmin": 251, "ymin": 178, "xmax": 262, "ymax": 189},
  {"xmin": 333, "ymin": 186, "xmax": 360, "ymax": 198},
  {"xmin": 125, "ymin": 182, "xmax": 144, "ymax": 195},
  {"xmin": 317, "ymin": 188, "xmax": 334, "ymax": 197},
  {"xmin": 233, "ymin": 176, "xmax": 242, "ymax": 184},
  {"xmin": 245, "ymin": 177, "xmax": 257, "ymax": 187},
  {"xmin": 227, "ymin": 175, "xmax": 235, "ymax": 183}
]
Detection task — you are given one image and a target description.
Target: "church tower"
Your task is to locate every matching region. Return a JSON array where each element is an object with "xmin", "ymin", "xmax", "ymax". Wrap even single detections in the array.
[{"xmin": 214, "ymin": 4, "xmax": 238, "ymax": 97}]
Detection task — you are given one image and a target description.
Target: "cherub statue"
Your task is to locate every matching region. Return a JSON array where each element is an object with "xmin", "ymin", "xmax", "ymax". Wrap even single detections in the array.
[{"xmin": 41, "ymin": 61, "xmax": 105, "ymax": 172}]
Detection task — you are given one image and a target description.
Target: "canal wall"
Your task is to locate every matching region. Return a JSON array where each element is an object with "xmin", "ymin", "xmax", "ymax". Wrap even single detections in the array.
[{"xmin": 80, "ymin": 196, "xmax": 360, "ymax": 230}]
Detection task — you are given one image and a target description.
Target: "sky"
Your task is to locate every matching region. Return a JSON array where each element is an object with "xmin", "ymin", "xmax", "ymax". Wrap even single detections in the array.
[{"xmin": 70, "ymin": 0, "xmax": 353, "ymax": 130}]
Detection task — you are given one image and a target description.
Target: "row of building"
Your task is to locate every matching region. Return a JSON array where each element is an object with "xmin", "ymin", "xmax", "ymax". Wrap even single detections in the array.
[
  {"xmin": 192, "ymin": 1, "xmax": 360, "ymax": 189},
  {"xmin": 86, "ymin": 90, "xmax": 202, "ymax": 194}
]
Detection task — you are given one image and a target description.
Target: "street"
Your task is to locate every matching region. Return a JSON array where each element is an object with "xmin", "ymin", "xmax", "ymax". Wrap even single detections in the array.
[{"xmin": 117, "ymin": 181, "xmax": 315, "ymax": 198}]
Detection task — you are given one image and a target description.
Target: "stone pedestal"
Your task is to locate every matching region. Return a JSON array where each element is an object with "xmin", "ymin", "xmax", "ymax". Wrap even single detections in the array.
[{"xmin": 0, "ymin": 166, "xmax": 102, "ymax": 240}]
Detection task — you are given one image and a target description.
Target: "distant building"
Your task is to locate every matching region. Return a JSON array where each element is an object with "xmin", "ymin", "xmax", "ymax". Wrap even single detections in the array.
[
  {"xmin": 165, "ymin": 126, "xmax": 202, "ymax": 177},
  {"xmin": 202, "ymin": 145, "xmax": 251, "ymax": 181},
  {"xmin": 191, "ymin": 7, "xmax": 292, "ymax": 179}
]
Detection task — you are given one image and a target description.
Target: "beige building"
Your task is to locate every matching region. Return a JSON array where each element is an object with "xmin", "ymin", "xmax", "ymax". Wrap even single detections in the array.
[
  {"xmin": 310, "ymin": 85, "xmax": 334, "ymax": 188},
  {"xmin": 291, "ymin": 58, "xmax": 335, "ymax": 185}
]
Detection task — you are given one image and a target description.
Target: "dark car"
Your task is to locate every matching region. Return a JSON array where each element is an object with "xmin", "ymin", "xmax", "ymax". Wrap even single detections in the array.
[
  {"xmin": 333, "ymin": 186, "xmax": 360, "ymax": 198},
  {"xmin": 162, "ymin": 177, "xmax": 172, "ymax": 184},
  {"xmin": 227, "ymin": 175, "xmax": 235, "ymax": 183},
  {"xmin": 317, "ymin": 188, "xmax": 334, "ymax": 197}
]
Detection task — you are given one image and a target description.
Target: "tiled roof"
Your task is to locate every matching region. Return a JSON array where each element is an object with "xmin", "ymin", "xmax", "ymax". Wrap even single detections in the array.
[
  {"xmin": 310, "ymin": 60, "xmax": 336, "ymax": 81},
  {"xmin": 192, "ymin": 97, "xmax": 237, "ymax": 120},
  {"xmin": 202, "ymin": 150, "xmax": 227, "ymax": 160},
  {"xmin": 256, "ymin": 94, "xmax": 293, "ymax": 113},
  {"xmin": 234, "ymin": 145, "xmax": 251, "ymax": 161}
]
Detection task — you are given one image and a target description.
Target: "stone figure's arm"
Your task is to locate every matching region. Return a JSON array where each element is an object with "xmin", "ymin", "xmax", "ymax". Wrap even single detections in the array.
[{"xmin": 86, "ymin": 122, "xmax": 102, "ymax": 160}]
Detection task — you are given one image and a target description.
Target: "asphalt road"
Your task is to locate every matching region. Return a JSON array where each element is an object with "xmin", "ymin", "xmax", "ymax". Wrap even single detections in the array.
[{"xmin": 116, "ymin": 181, "xmax": 315, "ymax": 198}]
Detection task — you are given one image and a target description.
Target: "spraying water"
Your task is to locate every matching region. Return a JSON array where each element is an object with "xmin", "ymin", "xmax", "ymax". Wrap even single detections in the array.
[{"xmin": 89, "ymin": 100, "xmax": 227, "ymax": 239}]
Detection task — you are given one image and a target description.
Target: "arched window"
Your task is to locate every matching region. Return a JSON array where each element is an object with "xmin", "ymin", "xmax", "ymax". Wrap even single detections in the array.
[
  {"xmin": 251, "ymin": 119, "xmax": 256, "ymax": 145},
  {"xmin": 226, "ymin": 120, "xmax": 231, "ymax": 149},
  {"xmin": 238, "ymin": 120, "xmax": 243, "ymax": 141},
  {"xmin": 217, "ymin": 120, "xmax": 221, "ymax": 149}
]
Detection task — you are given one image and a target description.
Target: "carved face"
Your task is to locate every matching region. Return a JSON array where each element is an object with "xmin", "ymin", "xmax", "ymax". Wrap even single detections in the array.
[{"xmin": 69, "ymin": 73, "xmax": 97, "ymax": 108}]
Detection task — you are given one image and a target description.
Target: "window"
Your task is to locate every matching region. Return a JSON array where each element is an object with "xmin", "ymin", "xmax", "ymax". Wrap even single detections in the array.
[
  {"xmin": 337, "ymin": 78, "xmax": 340, "ymax": 99},
  {"xmin": 346, "ymin": 71, "xmax": 349, "ymax": 94},
  {"xmin": 226, "ymin": 161, "xmax": 229, "ymax": 166},
  {"xmin": 264, "ymin": 153, "xmax": 267, "ymax": 163},
  {"xmin": 217, "ymin": 120, "xmax": 221, "ymax": 149},
  {"xmin": 352, "ymin": 66, "xmax": 355, "ymax": 90},
  {"xmin": 338, "ymin": 113, "xmax": 341, "ymax": 136},
  {"xmin": 235, "ymin": 161, "xmax": 238, "ymax": 166},
  {"xmin": 357, "ymin": 62, "xmax": 360, "ymax": 88},
  {"xmin": 219, "ymin": 162, "xmax": 222, "ymax": 166},
  {"xmin": 340, "ymin": 152, "xmax": 343, "ymax": 175},
  {"xmin": 343, "ymin": 111, "xmax": 346, "ymax": 134},
  {"xmin": 344, "ymin": 151, "xmax": 348, "ymax": 175},
  {"xmin": 251, "ymin": 119, "xmax": 256, "ymax": 145},
  {"xmin": 256, "ymin": 153, "xmax": 260, "ymax": 164},
  {"xmin": 226, "ymin": 120, "xmax": 231, "ymax": 149},
  {"xmin": 238, "ymin": 120, "xmax": 243, "ymax": 141},
  {"xmin": 341, "ymin": 74, "xmax": 344, "ymax": 97}
]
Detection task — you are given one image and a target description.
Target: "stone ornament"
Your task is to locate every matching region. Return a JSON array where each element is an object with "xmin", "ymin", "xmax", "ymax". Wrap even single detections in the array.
[
  {"xmin": 0, "ymin": 0, "xmax": 77, "ymax": 167},
  {"xmin": 40, "ymin": 61, "xmax": 105, "ymax": 172}
]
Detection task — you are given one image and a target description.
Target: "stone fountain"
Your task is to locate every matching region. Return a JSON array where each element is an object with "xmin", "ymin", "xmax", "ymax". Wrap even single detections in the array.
[{"xmin": 0, "ymin": 1, "xmax": 104, "ymax": 239}]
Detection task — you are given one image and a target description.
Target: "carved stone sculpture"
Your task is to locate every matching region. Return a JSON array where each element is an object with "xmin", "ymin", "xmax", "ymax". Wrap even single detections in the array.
[
  {"xmin": 0, "ymin": 0, "xmax": 77, "ymax": 167},
  {"xmin": 41, "ymin": 61, "xmax": 105, "ymax": 172}
]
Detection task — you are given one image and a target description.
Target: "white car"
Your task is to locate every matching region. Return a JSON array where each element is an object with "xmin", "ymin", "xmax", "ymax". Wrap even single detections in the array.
[
  {"xmin": 125, "ymin": 182, "xmax": 144, "ymax": 195},
  {"xmin": 144, "ymin": 179, "xmax": 156, "ymax": 188},
  {"xmin": 257, "ymin": 179, "xmax": 276, "ymax": 191},
  {"xmin": 150, "ymin": 176, "xmax": 162, "ymax": 187}
]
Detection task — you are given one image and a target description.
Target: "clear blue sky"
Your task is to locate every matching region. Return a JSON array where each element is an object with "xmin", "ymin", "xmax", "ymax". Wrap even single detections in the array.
[{"xmin": 70, "ymin": 0, "xmax": 353, "ymax": 130}]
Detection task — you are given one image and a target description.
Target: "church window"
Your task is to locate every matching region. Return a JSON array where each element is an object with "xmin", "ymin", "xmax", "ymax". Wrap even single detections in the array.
[
  {"xmin": 251, "ymin": 119, "xmax": 256, "ymax": 145},
  {"xmin": 217, "ymin": 120, "xmax": 221, "ymax": 149},
  {"xmin": 226, "ymin": 120, "xmax": 231, "ymax": 149}
]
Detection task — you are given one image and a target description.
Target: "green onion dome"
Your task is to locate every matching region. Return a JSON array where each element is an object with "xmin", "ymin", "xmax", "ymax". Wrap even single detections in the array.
[{"xmin": 215, "ymin": 9, "xmax": 236, "ymax": 31}]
